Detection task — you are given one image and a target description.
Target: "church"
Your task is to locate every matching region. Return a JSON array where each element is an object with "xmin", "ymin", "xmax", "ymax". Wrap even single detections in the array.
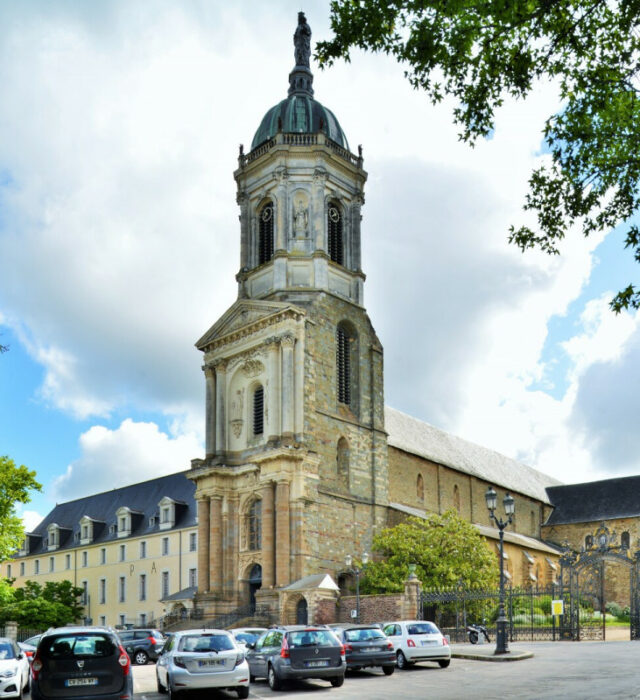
[
  {"xmin": 13, "ymin": 13, "xmax": 627, "ymax": 629},
  {"xmin": 186, "ymin": 12, "xmax": 563, "ymax": 621}
]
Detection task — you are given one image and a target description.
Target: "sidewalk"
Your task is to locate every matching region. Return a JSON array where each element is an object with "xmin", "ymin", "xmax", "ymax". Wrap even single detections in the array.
[{"xmin": 451, "ymin": 642, "xmax": 534, "ymax": 661}]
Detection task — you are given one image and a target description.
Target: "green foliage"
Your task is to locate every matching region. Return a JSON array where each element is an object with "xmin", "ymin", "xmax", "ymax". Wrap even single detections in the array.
[
  {"xmin": 359, "ymin": 511, "xmax": 499, "ymax": 594},
  {"xmin": 0, "ymin": 579, "xmax": 84, "ymax": 628},
  {"xmin": 0, "ymin": 456, "xmax": 42, "ymax": 561},
  {"xmin": 318, "ymin": 1, "xmax": 640, "ymax": 311},
  {"xmin": 606, "ymin": 601, "xmax": 623, "ymax": 618}
]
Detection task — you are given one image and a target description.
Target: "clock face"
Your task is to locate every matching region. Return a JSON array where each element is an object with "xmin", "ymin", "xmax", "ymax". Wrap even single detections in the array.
[
  {"xmin": 329, "ymin": 206, "xmax": 340, "ymax": 223},
  {"xmin": 261, "ymin": 206, "xmax": 273, "ymax": 222}
]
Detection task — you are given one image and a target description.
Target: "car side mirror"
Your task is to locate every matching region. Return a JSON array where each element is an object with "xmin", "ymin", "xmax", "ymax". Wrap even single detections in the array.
[
  {"xmin": 17, "ymin": 653, "xmax": 23, "ymax": 660},
  {"xmin": 246, "ymin": 642, "xmax": 255, "ymax": 650}
]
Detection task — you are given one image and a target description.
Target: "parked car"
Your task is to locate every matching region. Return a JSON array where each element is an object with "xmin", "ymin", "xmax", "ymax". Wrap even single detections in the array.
[
  {"xmin": 117, "ymin": 628, "xmax": 165, "ymax": 665},
  {"xmin": 30, "ymin": 625, "xmax": 133, "ymax": 700},
  {"xmin": 382, "ymin": 620, "xmax": 451, "ymax": 669},
  {"xmin": 330, "ymin": 624, "xmax": 396, "ymax": 674},
  {"xmin": 245, "ymin": 625, "xmax": 346, "ymax": 690},
  {"xmin": 155, "ymin": 629, "xmax": 249, "ymax": 699},
  {"xmin": 229, "ymin": 627, "xmax": 267, "ymax": 649},
  {"xmin": 0, "ymin": 637, "xmax": 30, "ymax": 699}
]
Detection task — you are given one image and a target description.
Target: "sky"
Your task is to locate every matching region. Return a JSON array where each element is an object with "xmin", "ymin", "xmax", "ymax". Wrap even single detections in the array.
[{"xmin": 1, "ymin": 0, "xmax": 639, "ymax": 531}]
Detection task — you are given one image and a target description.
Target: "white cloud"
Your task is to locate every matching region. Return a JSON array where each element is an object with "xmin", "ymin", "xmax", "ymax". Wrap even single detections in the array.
[
  {"xmin": 20, "ymin": 510, "xmax": 45, "ymax": 533},
  {"xmin": 52, "ymin": 419, "xmax": 201, "ymax": 502}
]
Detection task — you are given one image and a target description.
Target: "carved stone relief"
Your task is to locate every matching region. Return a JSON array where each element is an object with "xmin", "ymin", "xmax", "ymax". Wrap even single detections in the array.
[
  {"xmin": 230, "ymin": 388, "xmax": 245, "ymax": 438},
  {"xmin": 292, "ymin": 191, "xmax": 309, "ymax": 238}
]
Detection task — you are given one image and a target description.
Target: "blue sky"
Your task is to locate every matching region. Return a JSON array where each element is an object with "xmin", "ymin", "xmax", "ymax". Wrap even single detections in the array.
[{"xmin": 1, "ymin": 0, "xmax": 639, "ymax": 529}]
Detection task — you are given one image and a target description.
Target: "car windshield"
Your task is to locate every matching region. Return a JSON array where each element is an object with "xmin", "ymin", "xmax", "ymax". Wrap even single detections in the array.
[
  {"xmin": 344, "ymin": 628, "xmax": 386, "ymax": 642},
  {"xmin": 235, "ymin": 632, "xmax": 261, "ymax": 645},
  {"xmin": 0, "ymin": 643, "xmax": 17, "ymax": 660},
  {"xmin": 407, "ymin": 623, "xmax": 439, "ymax": 635},
  {"xmin": 288, "ymin": 630, "xmax": 340, "ymax": 647},
  {"xmin": 41, "ymin": 634, "xmax": 116, "ymax": 658},
  {"xmin": 179, "ymin": 634, "xmax": 234, "ymax": 652}
]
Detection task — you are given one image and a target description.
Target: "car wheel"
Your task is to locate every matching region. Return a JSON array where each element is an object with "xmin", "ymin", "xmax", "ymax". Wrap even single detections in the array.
[
  {"xmin": 268, "ymin": 664, "xmax": 282, "ymax": 691},
  {"xmin": 330, "ymin": 675, "xmax": 344, "ymax": 687},
  {"xmin": 249, "ymin": 673, "xmax": 256, "ymax": 682},
  {"xmin": 396, "ymin": 650, "xmax": 409, "ymax": 669},
  {"xmin": 438, "ymin": 659, "xmax": 451, "ymax": 668},
  {"xmin": 382, "ymin": 665, "xmax": 395, "ymax": 676},
  {"xmin": 167, "ymin": 677, "xmax": 181, "ymax": 700},
  {"xmin": 236, "ymin": 686, "xmax": 250, "ymax": 699},
  {"xmin": 134, "ymin": 650, "xmax": 149, "ymax": 665}
]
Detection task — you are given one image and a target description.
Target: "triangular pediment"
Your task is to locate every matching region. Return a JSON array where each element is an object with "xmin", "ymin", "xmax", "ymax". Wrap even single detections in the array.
[{"xmin": 196, "ymin": 299, "xmax": 305, "ymax": 350}]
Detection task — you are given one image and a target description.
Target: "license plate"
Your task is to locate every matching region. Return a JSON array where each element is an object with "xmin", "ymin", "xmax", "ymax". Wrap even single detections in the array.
[
  {"xmin": 306, "ymin": 660, "xmax": 329, "ymax": 668},
  {"xmin": 65, "ymin": 678, "xmax": 98, "ymax": 687},
  {"xmin": 198, "ymin": 659, "xmax": 225, "ymax": 667},
  {"xmin": 420, "ymin": 640, "xmax": 437, "ymax": 646}
]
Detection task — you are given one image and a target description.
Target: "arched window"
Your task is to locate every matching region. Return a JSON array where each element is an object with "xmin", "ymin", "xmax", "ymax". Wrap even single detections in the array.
[
  {"xmin": 622, "ymin": 531, "xmax": 631, "ymax": 549},
  {"xmin": 453, "ymin": 485, "xmax": 461, "ymax": 514},
  {"xmin": 247, "ymin": 500, "xmax": 262, "ymax": 551},
  {"xmin": 258, "ymin": 201, "xmax": 274, "ymax": 265},
  {"xmin": 336, "ymin": 325, "xmax": 351, "ymax": 405},
  {"xmin": 337, "ymin": 437, "xmax": 350, "ymax": 490},
  {"xmin": 417, "ymin": 474, "xmax": 424, "ymax": 502},
  {"xmin": 327, "ymin": 202, "xmax": 343, "ymax": 264},
  {"xmin": 585, "ymin": 534, "xmax": 593, "ymax": 549},
  {"xmin": 253, "ymin": 386, "xmax": 264, "ymax": 436}
]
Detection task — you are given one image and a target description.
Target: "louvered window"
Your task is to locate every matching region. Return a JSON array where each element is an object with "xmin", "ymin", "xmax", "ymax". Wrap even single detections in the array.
[
  {"xmin": 258, "ymin": 202, "xmax": 274, "ymax": 264},
  {"xmin": 328, "ymin": 204, "xmax": 343, "ymax": 264},
  {"xmin": 336, "ymin": 327, "xmax": 351, "ymax": 405},
  {"xmin": 253, "ymin": 386, "xmax": 264, "ymax": 435},
  {"xmin": 248, "ymin": 500, "xmax": 262, "ymax": 551}
]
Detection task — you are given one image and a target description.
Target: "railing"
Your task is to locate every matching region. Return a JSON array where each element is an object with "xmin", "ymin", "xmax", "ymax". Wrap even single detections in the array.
[
  {"xmin": 244, "ymin": 133, "xmax": 359, "ymax": 167},
  {"xmin": 151, "ymin": 604, "xmax": 276, "ymax": 632}
]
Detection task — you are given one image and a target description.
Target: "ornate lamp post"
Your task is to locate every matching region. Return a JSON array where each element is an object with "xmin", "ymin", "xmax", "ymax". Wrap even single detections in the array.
[
  {"xmin": 485, "ymin": 487, "xmax": 515, "ymax": 655},
  {"xmin": 345, "ymin": 552, "xmax": 369, "ymax": 623}
]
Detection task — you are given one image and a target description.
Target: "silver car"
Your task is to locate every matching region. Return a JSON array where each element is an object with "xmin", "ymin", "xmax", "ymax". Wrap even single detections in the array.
[{"xmin": 155, "ymin": 629, "xmax": 249, "ymax": 699}]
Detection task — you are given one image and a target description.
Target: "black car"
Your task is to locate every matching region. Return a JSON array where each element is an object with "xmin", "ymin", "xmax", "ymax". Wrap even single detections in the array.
[
  {"xmin": 117, "ymin": 628, "xmax": 165, "ymax": 665},
  {"xmin": 330, "ymin": 624, "xmax": 396, "ymax": 674},
  {"xmin": 30, "ymin": 626, "xmax": 133, "ymax": 700},
  {"xmin": 245, "ymin": 625, "xmax": 346, "ymax": 690}
]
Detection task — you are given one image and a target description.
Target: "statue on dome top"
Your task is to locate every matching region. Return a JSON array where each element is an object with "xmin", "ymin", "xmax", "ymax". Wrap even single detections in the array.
[{"xmin": 294, "ymin": 12, "xmax": 311, "ymax": 68}]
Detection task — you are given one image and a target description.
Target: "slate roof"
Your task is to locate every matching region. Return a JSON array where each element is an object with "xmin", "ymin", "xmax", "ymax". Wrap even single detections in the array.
[
  {"xmin": 20, "ymin": 471, "xmax": 196, "ymax": 557},
  {"xmin": 385, "ymin": 406, "xmax": 561, "ymax": 504},
  {"xmin": 545, "ymin": 475, "xmax": 640, "ymax": 525}
]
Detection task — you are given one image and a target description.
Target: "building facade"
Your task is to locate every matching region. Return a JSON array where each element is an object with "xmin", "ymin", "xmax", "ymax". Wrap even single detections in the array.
[{"xmin": 4, "ymin": 472, "xmax": 198, "ymax": 627}]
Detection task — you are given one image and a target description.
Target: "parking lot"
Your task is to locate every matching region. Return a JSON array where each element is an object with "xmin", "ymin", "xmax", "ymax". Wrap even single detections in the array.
[{"xmin": 121, "ymin": 641, "xmax": 640, "ymax": 700}]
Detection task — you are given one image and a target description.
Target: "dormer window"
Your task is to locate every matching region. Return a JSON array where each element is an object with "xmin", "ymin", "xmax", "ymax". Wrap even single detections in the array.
[
  {"xmin": 109, "ymin": 524, "xmax": 116, "ymax": 536},
  {"xmin": 116, "ymin": 508, "xmax": 133, "ymax": 538},
  {"xmin": 47, "ymin": 525, "xmax": 60, "ymax": 551},
  {"xmin": 79, "ymin": 516, "xmax": 101, "ymax": 546},
  {"xmin": 158, "ymin": 497, "xmax": 178, "ymax": 531}
]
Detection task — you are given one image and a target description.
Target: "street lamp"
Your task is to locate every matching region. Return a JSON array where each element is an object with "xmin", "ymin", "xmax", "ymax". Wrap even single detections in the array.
[
  {"xmin": 485, "ymin": 486, "xmax": 515, "ymax": 655},
  {"xmin": 345, "ymin": 552, "xmax": 369, "ymax": 623}
]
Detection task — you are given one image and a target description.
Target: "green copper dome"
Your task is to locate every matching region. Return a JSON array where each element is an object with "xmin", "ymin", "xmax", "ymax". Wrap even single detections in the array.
[
  {"xmin": 250, "ymin": 13, "xmax": 350, "ymax": 153},
  {"xmin": 251, "ymin": 95, "xmax": 349, "ymax": 151}
]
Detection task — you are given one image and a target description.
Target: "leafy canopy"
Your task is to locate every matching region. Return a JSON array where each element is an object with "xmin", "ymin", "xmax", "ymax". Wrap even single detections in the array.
[
  {"xmin": 359, "ymin": 512, "xmax": 499, "ymax": 594},
  {"xmin": 0, "ymin": 455, "xmax": 42, "ymax": 561},
  {"xmin": 317, "ymin": 0, "xmax": 640, "ymax": 311},
  {"xmin": 0, "ymin": 579, "xmax": 85, "ymax": 628}
]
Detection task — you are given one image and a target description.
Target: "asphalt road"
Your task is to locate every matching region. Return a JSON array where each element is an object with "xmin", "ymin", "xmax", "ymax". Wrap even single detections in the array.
[{"xmin": 122, "ymin": 641, "xmax": 640, "ymax": 700}]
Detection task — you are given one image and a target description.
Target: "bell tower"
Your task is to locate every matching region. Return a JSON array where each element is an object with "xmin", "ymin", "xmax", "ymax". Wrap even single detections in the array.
[{"xmin": 189, "ymin": 13, "xmax": 388, "ymax": 618}]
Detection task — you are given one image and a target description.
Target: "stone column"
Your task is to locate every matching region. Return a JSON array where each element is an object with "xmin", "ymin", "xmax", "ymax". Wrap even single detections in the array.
[
  {"xmin": 262, "ymin": 483, "xmax": 275, "ymax": 588},
  {"xmin": 402, "ymin": 572, "xmax": 423, "ymax": 620},
  {"xmin": 226, "ymin": 496, "xmax": 239, "ymax": 602},
  {"xmin": 214, "ymin": 360, "xmax": 227, "ymax": 456},
  {"xmin": 281, "ymin": 334, "xmax": 295, "ymax": 442},
  {"xmin": 237, "ymin": 190, "xmax": 250, "ymax": 270},
  {"xmin": 210, "ymin": 497, "xmax": 223, "ymax": 596},
  {"xmin": 204, "ymin": 366, "xmax": 216, "ymax": 459},
  {"xmin": 312, "ymin": 169, "xmax": 328, "ymax": 252},
  {"xmin": 197, "ymin": 498, "xmax": 210, "ymax": 592},
  {"xmin": 351, "ymin": 194, "xmax": 363, "ymax": 271},
  {"xmin": 275, "ymin": 480, "xmax": 291, "ymax": 587},
  {"xmin": 275, "ymin": 168, "xmax": 289, "ymax": 252},
  {"xmin": 266, "ymin": 337, "xmax": 281, "ymax": 442}
]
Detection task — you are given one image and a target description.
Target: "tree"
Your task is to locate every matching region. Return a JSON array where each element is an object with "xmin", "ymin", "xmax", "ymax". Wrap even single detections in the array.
[
  {"xmin": 317, "ymin": 1, "xmax": 640, "ymax": 311},
  {"xmin": 0, "ymin": 456, "xmax": 42, "ymax": 561},
  {"xmin": 358, "ymin": 511, "xmax": 498, "ymax": 594},
  {"xmin": 0, "ymin": 579, "xmax": 84, "ymax": 628}
]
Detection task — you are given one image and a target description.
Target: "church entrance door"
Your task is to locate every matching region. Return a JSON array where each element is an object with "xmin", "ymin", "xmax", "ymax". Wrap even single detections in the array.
[
  {"xmin": 296, "ymin": 598, "xmax": 308, "ymax": 625},
  {"xmin": 248, "ymin": 564, "xmax": 262, "ymax": 614}
]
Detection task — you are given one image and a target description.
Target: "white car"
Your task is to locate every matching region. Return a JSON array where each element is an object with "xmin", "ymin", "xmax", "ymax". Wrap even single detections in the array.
[
  {"xmin": 0, "ymin": 637, "xmax": 30, "ymax": 699},
  {"xmin": 156, "ymin": 629, "xmax": 250, "ymax": 699},
  {"xmin": 229, "ymin": 628, "xmax": 267, "ymax": 649},
  {"xmin": 382, "ymin": 621, "xmax": 451, "ymax": 669}
]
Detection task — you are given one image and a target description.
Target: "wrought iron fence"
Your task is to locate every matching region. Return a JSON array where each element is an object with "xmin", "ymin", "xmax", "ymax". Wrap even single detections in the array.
[{"xmin": 421, "ymin": 586, "xmax": 572, "ymax": 643}]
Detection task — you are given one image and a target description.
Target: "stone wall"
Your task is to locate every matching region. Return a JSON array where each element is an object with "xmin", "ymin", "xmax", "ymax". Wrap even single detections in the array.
[{"xmin": 337, "ymin": 594, "xmax": 404, "ymax": 624}]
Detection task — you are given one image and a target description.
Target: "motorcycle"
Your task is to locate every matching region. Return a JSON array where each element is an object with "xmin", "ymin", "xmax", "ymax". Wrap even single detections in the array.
[{"xmin": 466, "ymin": 623, "xmax": 490, "ymax": 644}]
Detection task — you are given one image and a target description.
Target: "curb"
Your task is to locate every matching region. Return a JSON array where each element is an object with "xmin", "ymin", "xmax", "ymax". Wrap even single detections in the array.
[{"xmin": 452, "ymin": 650, "xmax": 534, "ymax": 662}]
